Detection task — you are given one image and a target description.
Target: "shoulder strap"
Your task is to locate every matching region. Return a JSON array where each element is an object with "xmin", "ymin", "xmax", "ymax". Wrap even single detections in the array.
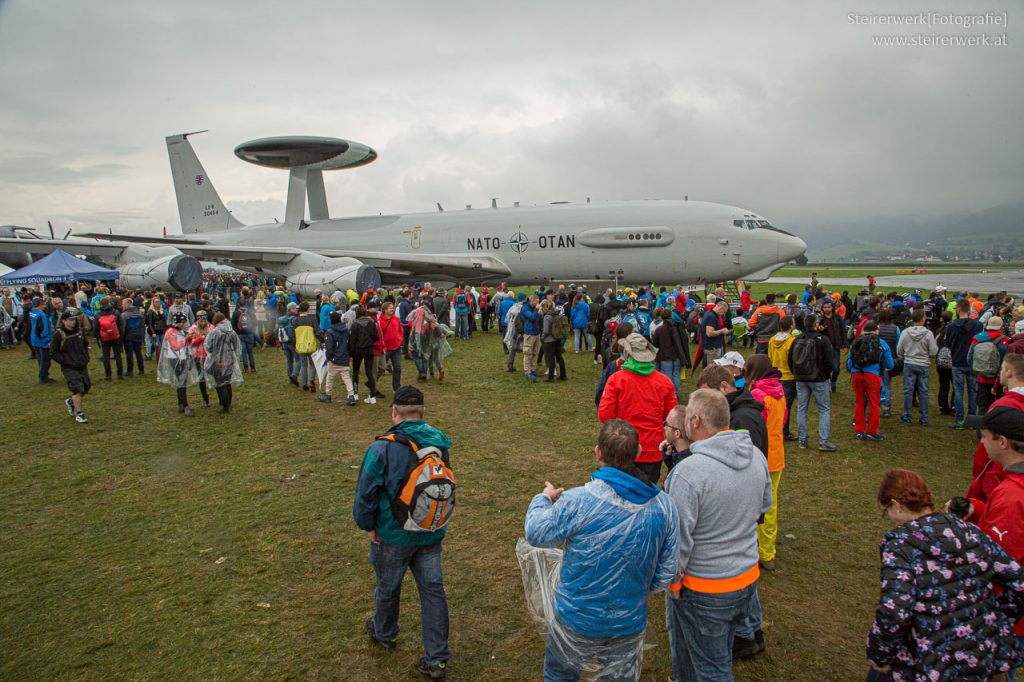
[{"xmin": 377, "ymin": 432, "xmax": 419, "ymax": 451}]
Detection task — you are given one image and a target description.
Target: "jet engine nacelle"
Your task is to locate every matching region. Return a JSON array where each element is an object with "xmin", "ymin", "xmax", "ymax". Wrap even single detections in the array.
[
  {"xmin": 286, "ymin": 263, "xmax": 381, "ymax": 298},
  {"xmin": 118, "ymin": 254, "xmax": 203, "ymax": 292}
]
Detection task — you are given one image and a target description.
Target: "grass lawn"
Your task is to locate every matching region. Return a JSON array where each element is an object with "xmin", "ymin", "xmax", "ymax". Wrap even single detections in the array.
[{"xmin": 0, "ymin": 332, "xmax": 980, "ymax": 680}]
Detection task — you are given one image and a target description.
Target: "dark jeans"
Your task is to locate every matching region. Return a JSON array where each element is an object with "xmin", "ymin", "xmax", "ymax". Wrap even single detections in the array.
[
  {"xmin": 384, "ymin": 348, "xmax": 402, "ymax": 391},
  {"xmin": 282, "ymin": 343, "xmax": 298, "ymax": 378},
  {"xmin": 937, "ymin": 366, "xmax": 953, "ymax": 413},
  {"xmin": 124, "ymin": 339, "xmax": 144, "ymax": 374},
  {"xmin": 176, "ymin": 386, "xmax": 189, "ymax": 408},
  {"xmin": 238, "ymin": 333, "xmax": 255, "ymax": 371},
  {"xmin": 543, "ymin": 340, "xmax": 566, "ymax": 379},
  {"xmin": 35, "ymin": 346, "xmax": 51, "ymax": 382},
  {"xmin": 101, "ymin": 341, "xmax": 124, "ymax": 378},
  {"xmin": 402, "ymin": 325, "xmax": 411, "ymax": 354},
  {"xmin": 781, "ymin": 379, "xmax": 797, "ymax": 437},
  {"xmin": 369, "ymin": 539, "xmax": 449, "ymax": 665}
]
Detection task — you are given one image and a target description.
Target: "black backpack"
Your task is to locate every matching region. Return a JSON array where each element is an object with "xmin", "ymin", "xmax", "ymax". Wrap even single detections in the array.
[
  {"xmin": 850, "ymin": 334, "xmax": 882, "ymax": 370},
  {"xmin": 790, "ymin": 335, "xmax": 821, "ymax": 381}
]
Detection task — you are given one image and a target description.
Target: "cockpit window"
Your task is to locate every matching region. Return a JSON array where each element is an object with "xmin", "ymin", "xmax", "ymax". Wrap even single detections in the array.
[{"xmin": 733, "ymin": 219, "xmax": 744, "ymax": 228}]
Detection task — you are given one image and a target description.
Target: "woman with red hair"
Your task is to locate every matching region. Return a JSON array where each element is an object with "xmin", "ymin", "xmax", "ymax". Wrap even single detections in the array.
[{"xmin": 866, "ymin": 469, "xmax": 1024, "ymax": 681}]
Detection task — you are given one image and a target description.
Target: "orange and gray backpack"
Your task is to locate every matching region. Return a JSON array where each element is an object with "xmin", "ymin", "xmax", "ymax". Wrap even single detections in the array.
[{"xmin": 378, "ymin": 432, "xmax": 455, "ymax": 532}]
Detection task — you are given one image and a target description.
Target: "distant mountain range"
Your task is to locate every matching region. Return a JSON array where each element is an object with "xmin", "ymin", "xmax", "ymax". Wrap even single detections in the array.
[{"xmin": 801, "ymin": 201, "xmax": 1024, "ymax": 260}]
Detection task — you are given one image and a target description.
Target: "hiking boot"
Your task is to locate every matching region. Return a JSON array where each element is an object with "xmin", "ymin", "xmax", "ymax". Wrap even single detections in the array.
[
  {"xmin": 418, "ymin": 373, "xmax": 427, "ymax": 382},
  {"xmin": 65, "ymin": 397, "xmax": 75, "ymax": 416},
  {"xmin": 948, "ymin": 421, "xmax": 965, "ymax": 430},
  {"xmin": 438, "ymin": 369, "xmax": 445, "ymax": 382},
  {"xmin": 900, "ymin": 415, "xmax": 912, "ymax": 424},
  {"xmin": 759, "ymin": 558, "xmax": 776, "ymax": 572},
  {"xmin": 818, "ymin": 441, "xmax": 838, "ymax": 452},
  {"xmin": 346, "ymin": 394, "xmax": 357, "ymax": 406},
  {"xmin": 365, "ymin": 617, "xmax": 395, "ymax": 650},
  {"xmin": 864, "ymin": 433, "xmax": 886, "ymax": 441},
  {"xmin": 75, "ymin": 413, "xmax": 89, "ymax": 424},
  {"xmin": 289, "ymin": 376, "xmax": 299, "ymax": 386},
  {"xmin": 317, "ymin": 394, "xmax": 332, "ymax": 403},
  {"xmin": 506, "ymin": 365, "xmax": 515, "ymax": 372},
  {"xmin": 732, "ymin": 629, "xmax": 765, "ymax": 659},
  {"xmin": 417, "ymin": 656, "xmax": 447, "ymax": 679}
]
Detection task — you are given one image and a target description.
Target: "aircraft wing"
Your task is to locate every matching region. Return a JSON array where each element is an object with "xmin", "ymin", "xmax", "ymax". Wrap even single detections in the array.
[{"xmin": 0, "ymin": 236, "xmax": 128, "ymax": 258}]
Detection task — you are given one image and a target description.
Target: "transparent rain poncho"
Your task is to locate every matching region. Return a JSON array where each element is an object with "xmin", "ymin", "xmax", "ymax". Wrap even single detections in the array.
[
  {"xmin": 202, "ymin": 319, "xmax": 243, "ymax": 388},
  {"xmin": 157, "ymin": 327, "xmax": 199, "ymax": 388},
  {"xmin": 517, "ymin": 475, "xmax": 679, "ymax": 681}
]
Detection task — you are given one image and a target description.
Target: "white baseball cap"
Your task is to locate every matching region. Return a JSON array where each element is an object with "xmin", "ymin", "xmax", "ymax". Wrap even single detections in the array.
[{"xmin": 714, "ymin": 351, "xmax": 746, "ymax": 369}]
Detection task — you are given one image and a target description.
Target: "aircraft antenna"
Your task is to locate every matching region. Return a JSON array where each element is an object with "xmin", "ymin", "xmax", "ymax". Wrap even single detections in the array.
[
  {"xmin": 491, "ymin": 198, "xmax": 498, "ymax": 209},
  {"xmin": 437, "ymin": 203, "xmax": 444, "ymax": 213}
]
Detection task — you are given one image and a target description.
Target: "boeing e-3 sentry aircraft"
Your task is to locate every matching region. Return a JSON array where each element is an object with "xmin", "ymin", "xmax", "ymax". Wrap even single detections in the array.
[{"xmin": 0, "ymin": 132, "xmax": 806, "ymax": 294}]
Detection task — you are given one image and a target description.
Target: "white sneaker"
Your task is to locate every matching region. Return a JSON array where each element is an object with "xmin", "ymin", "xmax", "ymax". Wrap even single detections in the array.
[
  {"xmin": 364, "ymin": 396, "xmax": 376, "ymax": 404},
  {"xmin": 75, "ymin": 413, "xmax": 89, "ymax": 424}
]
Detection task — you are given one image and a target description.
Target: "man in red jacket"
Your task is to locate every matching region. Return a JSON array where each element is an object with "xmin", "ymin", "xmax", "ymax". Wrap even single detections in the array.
[
  {"xmin": 598, "ymin": 333, "xmax": 678, "ymax": 484},
  {"xmin": 966, "ymin": 353, "xmax": 1024, "ymax": 503},
  {"xmin": 961, "ymin": 405, "xmax": 1024, "ymax": 644},
  {"xmin": 377, "ymin": 301, "xmax": 405, "ymax": 393}
]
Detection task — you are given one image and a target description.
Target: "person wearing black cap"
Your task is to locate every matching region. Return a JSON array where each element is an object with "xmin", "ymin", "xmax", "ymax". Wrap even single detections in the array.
[
  {"xmin": 50, "ymin": 310, "xmax": 91, "ymax": 423},
  {"xmin": 353, "ymin": 385, "xmax": 453, "ymax": 678}
]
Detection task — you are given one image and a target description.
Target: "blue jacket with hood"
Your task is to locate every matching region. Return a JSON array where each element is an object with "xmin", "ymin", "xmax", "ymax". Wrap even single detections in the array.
[
  {"xmin": 353, "ymin": 420, "xmax": 453, "ymax": 547},
  {"xmin": 324, "ymin": 320, "xmax": 350, "ymax": 366},
  {"xmin": 525, "ymin": 467, "xmax": 680, "ymax": 637},
  {"xmin": 846, "ymin": 335, "xmax": 895, "ymax": 377},
  {"xmin": 520, "ymin": 303, "xmax": 541, "ymax": 335}
]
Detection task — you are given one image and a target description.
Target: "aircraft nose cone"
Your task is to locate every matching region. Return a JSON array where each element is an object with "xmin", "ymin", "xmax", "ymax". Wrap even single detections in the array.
[{"xmin": 779, "ymin": 233, "xmax": 807, "ymax": 264}]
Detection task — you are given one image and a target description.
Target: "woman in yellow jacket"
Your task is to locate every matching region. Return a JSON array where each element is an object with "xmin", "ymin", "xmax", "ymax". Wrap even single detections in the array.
[{"xmin": 745, "ymin": 354, "xmax": 787, "ymax": 570}]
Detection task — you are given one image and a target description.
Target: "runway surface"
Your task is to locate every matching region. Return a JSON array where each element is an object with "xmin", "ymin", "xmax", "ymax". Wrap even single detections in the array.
[{"xmin": 768, "ymin": 269, "xmax": 1024, "ymax": 298}]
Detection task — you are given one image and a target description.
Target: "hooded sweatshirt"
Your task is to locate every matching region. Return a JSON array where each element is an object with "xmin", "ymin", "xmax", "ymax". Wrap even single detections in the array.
[
  {"xmin": 353, "ymin": 420, "xmax": 453, "ymax": 547},
  {"xmin": 525, "ymin": 466, "xmax": 680, "ymax": 637},
  {"xmin": 896, "ymin": 324, "xmax": 938, "ymax": 367},
  {"xmin": 768, "ymin": 331, "xmax": 796, "ymax": 380},
  {"xmin": 664, "ymin": 430, "xmax": 772, "ymax": 591}
]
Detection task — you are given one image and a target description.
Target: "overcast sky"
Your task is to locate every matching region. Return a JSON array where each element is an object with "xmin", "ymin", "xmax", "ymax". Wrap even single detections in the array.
[{"xmin": 0, "ymin": 0, "xmax": 1020, "ymax": 239}]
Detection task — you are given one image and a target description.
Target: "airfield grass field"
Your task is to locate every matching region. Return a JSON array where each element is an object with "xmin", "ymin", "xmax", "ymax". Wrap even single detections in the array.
[{"xmin": 0, "ymin": 330, "xmax": 982, "ymax": 681}]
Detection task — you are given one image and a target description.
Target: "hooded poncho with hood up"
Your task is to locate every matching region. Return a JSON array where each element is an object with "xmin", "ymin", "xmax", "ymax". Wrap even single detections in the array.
[
  {"xmin": 203, "ymin": 319, "xmax": 243, "ymax": 388},
  {"xmin": 157, "ymin": 327, "xmax": 199, "ymax": 388},
  {"xmin": 866, "ymin": 512, "xmax": 1024, "ymax": 680}
]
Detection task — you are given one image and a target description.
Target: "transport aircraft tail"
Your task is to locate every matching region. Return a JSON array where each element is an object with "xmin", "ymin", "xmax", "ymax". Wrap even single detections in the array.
[{"xmin": 166, "ymin": 131, "xmax": 244, "ymax": 234}]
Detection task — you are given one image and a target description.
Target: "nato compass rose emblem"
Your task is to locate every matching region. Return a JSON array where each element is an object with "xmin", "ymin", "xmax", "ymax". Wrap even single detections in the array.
[
  {"xmin": 509, "ymin": 230, "xmax": 530, "ymax": 257},
  {"xmin": 195, "ymin": 174, "xmax": 205, "ymax": 186}
]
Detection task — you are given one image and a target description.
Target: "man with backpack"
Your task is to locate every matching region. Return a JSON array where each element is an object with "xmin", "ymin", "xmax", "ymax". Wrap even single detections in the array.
[
  {"xmin": 451, "ymin": 284, "xmax": 471, "ymax": 340},
  {"xmin": 232, "ymin": 295, "xmax": 257, "ymax": 374},
  {"xmin": 276, "ymin": 302, "xmax": 300, "ymax": 386},
  {"xmin": 748, "ymin": 293, "xmax": 787, "ymax": 354},
  {"xmin": 789, "ymin": 314, "xmax": 838, "ymax": 451},
  {"xmin": 95, "ymin": 296, "xmax": 125, "ymax": 381},
  {"xmin": 354, "ymin": 386, "xmax": 453, "ymax": 679},
  {"xmin": 847, "ymin": 321, "xmax": 895, "ymax": 441},
  {"xmin": 897, "ymin": 309, "xmax": 939, "ymax": 425},
  {"xmin": 968, "ymin": 316, "xmax": 1011, "ymax": 416}
]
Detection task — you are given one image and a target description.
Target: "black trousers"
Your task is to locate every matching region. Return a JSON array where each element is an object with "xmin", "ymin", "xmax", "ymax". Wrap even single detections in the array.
[
  {"xmin": 215, "ymin": 384, "xmax": 233, "ymax": 410},
  {"xmin": 636, "ymin": 460, "xmax": 662, "ymax": 485},
  {"xmin": 543, "ymin": 340, "xmax": 566, "ymax": 379},
  {"xmin": 351, "ymin": 352, "xmax": 376, "ymax": 394},
  {"xmin": 937, "ymin": 366, "xmax": 953, "ymax": 413},
  {"xmin": 101, "ymin": 341, "xmax": 124, "ymax": 378}
]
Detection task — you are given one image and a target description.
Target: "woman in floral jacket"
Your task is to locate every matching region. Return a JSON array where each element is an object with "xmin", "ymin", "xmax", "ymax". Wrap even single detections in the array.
[{"xmin": 867, "ymin": 469, "xmax": 1024, "ymax": 681}]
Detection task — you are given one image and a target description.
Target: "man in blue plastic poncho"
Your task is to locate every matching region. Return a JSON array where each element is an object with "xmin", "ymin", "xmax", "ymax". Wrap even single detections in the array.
[{"xmin": 525, "ymin": 419, "xmax": 680, "ymax": 681}]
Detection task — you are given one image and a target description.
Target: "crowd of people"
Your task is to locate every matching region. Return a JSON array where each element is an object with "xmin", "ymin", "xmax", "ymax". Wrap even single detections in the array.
[{"xmin": 5, "ymin": 273, "xmax": 1024, "ymax": 680}]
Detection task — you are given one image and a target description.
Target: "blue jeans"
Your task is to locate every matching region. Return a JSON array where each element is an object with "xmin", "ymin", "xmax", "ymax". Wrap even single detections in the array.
[
  {"xmin": 880, "ymin": 369, "xmax": 892, "ymax": 408},
  {"xmin": 796, "ymin": 380, "xmax": 831, "ymax": 445},
  {"xmin": 281, "ymin": 343, "xmax": 298, "ymax": 378},
  {"xmin": 543, "ymin": 621, "xmax": 645, "ymax": 682},
  {"xmin": 902, "ymin": 364, "xmax": 930, "ymax": 423},
  {"xmin": 455, "ymin": 311, "xmax": 469, "ymax": 339},
  {"xmin": 952, "ymin": 366, "xmax": 977, "ymax": 423},
  {"xmin": 238, "ymin": 333, "xmax": 255, "ymax": 370},
  {"xmin": 735, "ymin": 589, "xmax": 762, "ymax": 640},
  {"xmin": 412, "ymin": 351, "xmax": 429, "ymax": 376},
  {"xmin": 573, "ymin": 328, "xmax": 591, "ymax": 352},
  {"xmin": 369, "ymin": 539, "xmax": 449, "ymax": 665},
  {"xmin": 297, "ymin": 352, "xmax": 313, "ymax": 387},
  {"xmin": 657, "ymin": 359, "xmax": 681, "ymax": 396},
  {"xmin": 670, "ymin": 582, "xmax": 758, "ymax": 682},
  {"xmin": 35, "ymin": 346, "xmax": 51, "ymax": 382},
  {"xmin": 124, "ymin": 339, "xmax": 144, "ymax": 375},
  {"xmin": 384, "ymin": 348, "xmax": 402, "ymax": 391}
]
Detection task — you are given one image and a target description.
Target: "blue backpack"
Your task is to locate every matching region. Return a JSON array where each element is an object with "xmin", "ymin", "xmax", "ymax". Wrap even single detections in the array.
[{"xmin": 276, "ymin": 315, "xmax": 295, "ymax": 344}]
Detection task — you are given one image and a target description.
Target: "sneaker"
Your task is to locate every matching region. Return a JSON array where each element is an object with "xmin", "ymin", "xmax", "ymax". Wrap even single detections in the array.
[
  {"xmin": 65, "ymin": 397, "xmax": 75, "ymax": 416},
  {"xmin": 855, "ymin": 432, "xmax": 865, "ymax": 440},
  {"xmin": 818, "ymin": 441, "xmax": 838, "ymax": 452},
  {"xmin": 373, "ymin": 391, "xmax": 387, "ymax": 399},
  {"xmin": 365, "ymin": 617, "xmax": 395, "ymax": 650},
  {"xmin": 882, "ymin": 406, "xmax": 891, "ymax": 417},
  {"xmin": 364, "ymin": 396, "xmax": 377, "ymax": 405},
  {"xmin": 948, "ymin": 421, "xmax": 965, "ymax": 430},
  {"xmin": 506, "ymin": 366, "xmax": 515, "ymax": 373},
  {"xmin": 732, "ymin": 629, "xmax": 766, "ymax": 659},
  {"xmin": 346, "ymin": 395, "xmax": 357, "ymax": 406},
  {"xmin": 798, "ymin": 440, "xmax": 808, "ymax": 449},
  {"xmin": 289, "ymin": 376, "xmax": 299, "ymax": 386},
  {"xmin": 317, "ymin": 394, "xmax": 332, "ymax": 403},
  {"xmin": 899, "ymin": 415, "xmax": 912, "ymax": 424},
  {"xmin": 919, "ymin": 420, "xmax": 928, "ymax": 426},
  {"xmin": 864, "ymin": 433, "xmax": 886, "ymax": 441},
  {"xmin": 417, "ymin": 656, "xmax": 447, "ymax": 679},
  {"xmin": 183, "ymin": 407, "xmax": 195, "ymax": 417},
  {"xmin": 75, "ymin": 412, "xmax": 89, "ymax": 424}
]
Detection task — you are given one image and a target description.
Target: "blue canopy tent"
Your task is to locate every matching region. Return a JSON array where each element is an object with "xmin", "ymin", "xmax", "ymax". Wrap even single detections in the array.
[{"xmin": 0, "ymin": 248, "xmax": 119, "ymax": 286}]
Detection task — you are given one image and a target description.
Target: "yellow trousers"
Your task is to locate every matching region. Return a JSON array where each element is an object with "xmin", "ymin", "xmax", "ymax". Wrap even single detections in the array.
[{"xmin": 758, "ymin": 470, "xmax": 782, "ymax": 562}]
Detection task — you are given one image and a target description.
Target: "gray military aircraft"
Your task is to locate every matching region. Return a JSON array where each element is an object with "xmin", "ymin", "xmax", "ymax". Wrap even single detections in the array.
[{"xmin": 0, "ymin": 132, "xmax": 806, "ymax": 294}]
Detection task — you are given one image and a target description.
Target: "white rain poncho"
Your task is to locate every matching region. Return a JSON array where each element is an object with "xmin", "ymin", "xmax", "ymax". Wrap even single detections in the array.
[
  {"xmin": 519, "ymin": 471, "xmax": 681, "ymax": 681},
  {"xmin": 429, "ymin": 323, "xmax": 454, "ymax": 371},
  {"xmin": 203, "ymin": 319, "xmax": 243, "ymax": 388},
  {"xmin": 157, "ymin": 327, "xmax": 199, "ymax": 388},
  {"xmin": 503, "ymin": 302, "xmax": 524, "ymax": 350}
]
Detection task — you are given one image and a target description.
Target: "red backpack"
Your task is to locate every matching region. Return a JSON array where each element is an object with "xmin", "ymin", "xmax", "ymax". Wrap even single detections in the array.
[{"xmin": 98, "ymin": 313, "xmax": 120, "ymax": 343}]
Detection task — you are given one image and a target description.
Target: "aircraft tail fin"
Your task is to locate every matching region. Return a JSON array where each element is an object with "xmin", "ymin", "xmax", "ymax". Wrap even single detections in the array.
[{"xmin": 166, "ymin": 132, "xmax": 244, "ymax": 234}]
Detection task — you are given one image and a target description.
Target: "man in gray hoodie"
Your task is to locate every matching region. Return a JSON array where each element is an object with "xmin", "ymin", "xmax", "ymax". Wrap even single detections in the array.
[
  {"xmin": 897, "ymin": 308, "xmax": 939, "ymax": 425},
  {"xmin": 664, "ymin": 389, "xmax": 772, "ymax": 682}
]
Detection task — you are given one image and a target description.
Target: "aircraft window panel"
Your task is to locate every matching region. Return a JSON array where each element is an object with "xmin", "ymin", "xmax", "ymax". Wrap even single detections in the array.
[{"xmin": 733, "ymin": 220, "xmax": 744, "ymax": 228}]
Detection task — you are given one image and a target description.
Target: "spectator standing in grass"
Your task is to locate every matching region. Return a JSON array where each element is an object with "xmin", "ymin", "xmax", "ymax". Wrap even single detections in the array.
[
  {"xmin": 203, "ymin": 312, "xmax": 242, "ymax": 413},
  {"xmin": 896, "ymin": 308, "xmax": 938, "ymax": 426},
  {"xmin": 50, "ymin": 310, "xmax": 91, "ymax": 424},
  {"xmin": 848, "ymin": 321, "xmax": 894, "ymax": 442},
  {"xmin": 158, "ymin": 312, "xmax": 199, "ymax": 417},
  {"xmin": 790, "ymin": 314, "xmax": 838, "ymax": 452},
  {"xmin": 946, "ymin": 298, "xmax": 985, "ymax": 429}
]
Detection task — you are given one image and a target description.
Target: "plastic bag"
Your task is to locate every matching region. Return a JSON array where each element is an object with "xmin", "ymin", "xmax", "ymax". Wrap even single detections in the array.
[{"xmin": 515, "ymin": 537, "xmax": 646, "ymax": 681}]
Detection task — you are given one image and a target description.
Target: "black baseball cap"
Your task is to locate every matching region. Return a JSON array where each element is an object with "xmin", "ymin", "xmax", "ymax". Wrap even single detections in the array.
[
  {"xmin": 966, "ymin": 405, "xmax": 1024, "ymax": 440},
  {"xmin": 392, "ymin": 385, "xmax": 424, "ymax": 406}
]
